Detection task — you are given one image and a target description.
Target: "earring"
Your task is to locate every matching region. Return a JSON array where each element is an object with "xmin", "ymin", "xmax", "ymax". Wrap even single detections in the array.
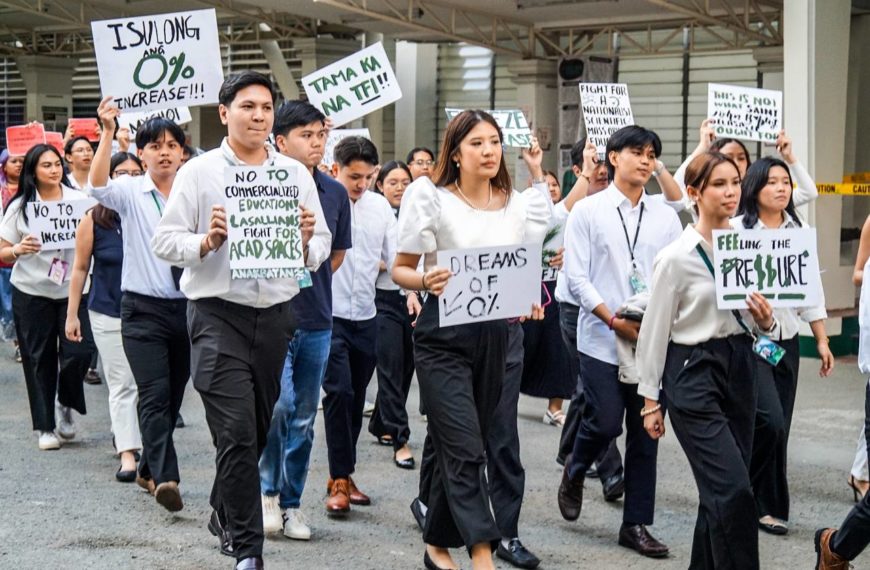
[{"xmin": 455, "ymin": 161, "xmax": 459, "ymax": 168}]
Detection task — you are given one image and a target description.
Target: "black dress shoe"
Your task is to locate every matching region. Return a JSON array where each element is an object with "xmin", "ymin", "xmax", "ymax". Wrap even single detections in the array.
[
  {"xmin": 496, "ymin": 538, "xmax": 541, "ymax": 569},
  {"xmin": 617, "ymin": 524, "xmax": 669, "ymax": 558},
  {"xmin": 394, "ymin": 453, "xmax": 415, "ymax": 470},
  {"xmin": 586, "ymin": 466, "xmax": 599, "ymax": 479},
  {"xmin": 84, "ymin": 368, "xmax": 101, "ymax": 385},
  {"xmin": 557, "ymin": 466, "xmax": 584, "ymax": 521},
  {"xmin": 235, "ymin": 556, "xmax": 263, "ymax": 570},
  {"xmin": 175, "ymin": 414, "xmax": 185, "ymax": 428},
  {"xmin": 208, "ymin": 510, "xmax": 235, "ymax": 557},
  {"xmin": 601, "ymin": 472, "xmax": 625, "ymax": 502},
  {"xmin": 116, "ymin": 466, "xmax": 136, "ymax": 483},
  {"xmin": 410, "ymin": 498, "xmax": 426, "ymax": 532},
  {"xmin": 423, "ymin": 550, "xmax": 458, "ymax": 570}
]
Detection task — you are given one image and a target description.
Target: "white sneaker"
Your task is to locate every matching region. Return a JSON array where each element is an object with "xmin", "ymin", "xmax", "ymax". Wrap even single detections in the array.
[
  {"xmin": 262, "ymin": 494, "xmax": 283, "ymax": 534},
  {"xmin": 38, "ymin": 431, "xmax": 61, "ymax": 450},
  {"xmin": 283, "ymin": 508, "xmax": 311, "ymax": 541},
  {"xmin": 55, "ymin": 403, "xmax": 76, "ymax": 440}
]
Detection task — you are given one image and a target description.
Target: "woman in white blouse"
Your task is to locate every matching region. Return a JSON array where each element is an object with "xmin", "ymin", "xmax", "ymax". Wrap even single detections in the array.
[
  {"xmin": 0, "ymin": 144, "xmax": 93, "ymax": 451},
  {"xmin": 636, "ymin": 152, "xmax": 776, "ymax": 570},
  {"xmin": 733, "ymin": 156, "xmax": 834, "ymax": 536},
  {"xmin": 392, "ymin": 110, "xmax": 549, "ymax": 570}
]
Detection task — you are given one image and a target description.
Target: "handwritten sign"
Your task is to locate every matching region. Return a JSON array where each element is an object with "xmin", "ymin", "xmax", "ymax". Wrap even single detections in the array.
[
  {"xmin": 225, "ymin": 166, "xmax": 305, "ymax": 280},
  {"xmin": 437, "ymin": 243, "xmax": 542, "ymax": 327},
  {"xmin": 444, "ymin": 108, "xmax": 532, "ymax": 148},
  {"xmin": 302, "ymin": 42, "xmax": 402, "ymax": 127},
  {"xmin": 6, "ymin": 124, "xmax": 46, "ymax": 156},
  {"xmin": 119, "ymin": 106, "xmax": 192, "ymax": 138},
  {"xmin": 45, "ymin": 132, "xmax": 65, "ymax": 154},
  {"xmin": 28, "ymin": 198, "xmax": 98, "ymax": 250},
  {"xmin": 707, "ymin": 83, "xmax": 782, "ymax": 143},
  {"xmin": 322, "ymin": 128, "xmax": 371, "ymax": 168},
  {"xmin": 91, "ymin": 9, "xmax": 224, "ymax": 113},
  {"xmin": 68, "ymin": 118, "xmax": 101, "ymax": 142},
  {"xmin": 579, "ymin": 83, "xmax": 634, "ymax": 154},
  {"xmin": 711, "ymin": 228, "xmax": 821, "ymax": 309}
]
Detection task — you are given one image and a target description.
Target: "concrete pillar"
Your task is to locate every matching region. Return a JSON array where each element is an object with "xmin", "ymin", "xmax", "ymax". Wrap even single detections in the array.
[
  {"xmin": 260, "ymin": 39, "xmax": 299, "ymax": 100},
  {"xmin": 783, "ymin": 0, "xmax": 852, "ymax": 331},
  {"xmin": 506, "ymin": 59, "xmax": 559, "ymax": 174},
  {"xmin": 14, "ymin": 55, "xmax": 79, "ymax": 126},
  {"xmin": 394, "ymin": 42, "xmax": 438, "ymax": 159}
]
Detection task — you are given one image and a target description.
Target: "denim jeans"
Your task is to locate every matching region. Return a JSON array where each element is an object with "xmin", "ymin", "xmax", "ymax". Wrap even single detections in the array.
[
  {"xmin": 259, "ymin": 328, "xmax": 332, "ymax": 509},
  {"xmin": 0, "ymin": 267, "xmax": 14, "ymax": 329}
]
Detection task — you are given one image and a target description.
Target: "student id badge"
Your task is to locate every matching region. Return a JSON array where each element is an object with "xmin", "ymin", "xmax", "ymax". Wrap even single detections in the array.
[
  {"xmin": 293, "ymin": 268, "xmax": 313, "ymax": 289},
  {"xmin": 628, "ymin": 264, "xmax": 648, "ymax": 294},
  {"xmin": 753, "ymin": 335, "xmax": 786, "ymax": 366},
  {"xmin": 48, "ymin": 258, "xmax": 69, "ymax": 285}
]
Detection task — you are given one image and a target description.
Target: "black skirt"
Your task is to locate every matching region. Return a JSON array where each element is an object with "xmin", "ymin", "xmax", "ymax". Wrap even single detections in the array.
[{"xmin": 520, "ymin": 280, "xmax": 573, "ymax": 399}]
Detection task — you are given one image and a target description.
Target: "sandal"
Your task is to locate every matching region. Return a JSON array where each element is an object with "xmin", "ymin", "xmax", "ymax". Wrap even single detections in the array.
[
  {"xmin": 758, "ymin": 516, "xmax": 788, "ymax": 535},
  {"xmin": 848, "ymin": 475, "xmax": 868, "ymax": 503},
  {"xmin": 543, "ymin": 409, "xmax": 565, "ymax": 427}
]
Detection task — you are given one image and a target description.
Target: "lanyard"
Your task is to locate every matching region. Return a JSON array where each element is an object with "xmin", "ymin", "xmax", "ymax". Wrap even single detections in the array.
[
  {"xmin": 616, "ymin": 202, "xmax": 644, "ymax": 263},
  {"xmin": 694, "ymin": 243, "xmax": 754, "ymax": 337},
  {"xmin": 149, "ymin": 190, "xmax": 163, "ymax": 217}
]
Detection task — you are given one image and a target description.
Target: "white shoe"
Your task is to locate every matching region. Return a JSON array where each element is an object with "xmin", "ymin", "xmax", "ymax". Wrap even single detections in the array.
[
  {"xmin": 55, "ymin": 403, "xmax": 76, "ymax": 440},
  {"xmin": 543, "ymin": 409, "xmax": 565, "ymax": 427},
  {"xmin": 38, "ymin": 431, "xmax": 61, "ymax": 450},
  {"xmin": 283, "ymin": 508, "xmax": 311, "ymax": 541},
  {"xmin": 262, "ymin": 494, "xmax": 283, "ymax": 534},
  {"xmin": 363, "ymin": 400, "xmax": 376, "ymax": 417}
]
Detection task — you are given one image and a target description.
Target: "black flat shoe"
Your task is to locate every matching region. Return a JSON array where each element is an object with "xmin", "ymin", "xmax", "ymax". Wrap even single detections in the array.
[
  {"xmin": 410, "ymin": 498, "xmax": 426, "ymax": 532},
  {"xmin": 175, "ymin": 414, "xmax": 185, "ymax": 428},
  {"xmin": 116, "ymin": 466, "xmax": 136, "ymax": 483},
  {"xmin": 377, "ymin": 435, "xmax": 393, "ymax": 446},
  {"xmin": 394, "ymin": 453, "xmax": 415, "ymax": 470},
  {"xmin": 424, "ymin": 550, "xmax": 459, "ymax": 570},
  {"xmin": 758, "ymin": 517, "xmax": 789, "ymax": 535}
]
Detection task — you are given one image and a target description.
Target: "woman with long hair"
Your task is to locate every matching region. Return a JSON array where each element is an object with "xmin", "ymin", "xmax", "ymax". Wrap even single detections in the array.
[
  {"xmin": 65, "ymin": 152, "xmax": 143, "ymax": 481},
  {"xmin": 637, "ymin": 152, "xmax": 777, "ymax": 569},
  {"xmin": 0, "ymin": 144, "xmax": 93, "ymax": 450},
  {"xmin": 0, "ymin": 149, "xmax": 25, "ymax": 349},
  {"xmin": 735, "ymin": 156, "xmax": 834, "ymax": 535},
  {"xmin": 392, "ymin": 110, "xmax": 549, "ymax": 570}
]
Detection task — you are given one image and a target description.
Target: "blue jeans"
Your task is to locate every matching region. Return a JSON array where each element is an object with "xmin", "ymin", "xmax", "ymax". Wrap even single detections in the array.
[
  {"xmin": 0, "ymin": 267, "xmax": 14, "ymax": 325},
  {"xmin": 259, "ymin": 328, "xmax": 332, "ymax": 509}
]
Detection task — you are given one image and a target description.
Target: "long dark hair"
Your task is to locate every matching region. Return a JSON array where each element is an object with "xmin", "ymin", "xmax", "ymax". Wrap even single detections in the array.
[
  {"xmin": 433, "ymin": 110, "xmax": 512, "ymax": 192},
  {"xmin": 7, "ymin": 144, "xmax": 71, "ymax": 223},
  {"xmin": 375, "ymin": 160, "xmax": 413, "ymax": 193},
  {"xmin": 738, "ymin": 156, "xmax": 800, "ymax": 229},
  {"xmin": 711, "ymin": 138, "xmax": 752, "ymax": 167}
]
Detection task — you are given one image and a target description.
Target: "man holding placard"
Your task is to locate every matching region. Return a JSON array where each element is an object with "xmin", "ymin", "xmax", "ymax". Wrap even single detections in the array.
[{"xmin": 151, "ymin": 71, "xmax": 330, "ymax": 570}]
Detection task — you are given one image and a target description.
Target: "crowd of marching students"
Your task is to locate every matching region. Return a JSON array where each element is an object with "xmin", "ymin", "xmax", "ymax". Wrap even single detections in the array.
[{"xmin": 0, "ymin": 69, "xmax": 868, "ymax": 570}]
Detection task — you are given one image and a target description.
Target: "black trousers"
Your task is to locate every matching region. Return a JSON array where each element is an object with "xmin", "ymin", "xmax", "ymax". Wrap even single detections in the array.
[
  {"xmin": 415, "ymin": 296, "xmax": 506, "ymax": 550},
  {"xmin": 188, "ymin": 297, "xmax": 293, "ymax": 561},
  {"xmin": 557, "ymin": 302, "xmax": 623, "ymax": 477},
  {"xmin": 13, "ymin": 287, "xmax": 91, "ymax": 431},
  {"xmin": 121, "ymin": 293, "xmax": 189, "ymax": 485},
  {"xmin": 323, "ymin": 316, "xmax": 377, "ymax": 479},
  {"xmin": 830, "ymin": 381, "xmax": 870, "ymax": 560},
  {"xmin": 486, "ymin": 323, "xmax": 525, "ymax": 540},
  {"xmin": 664, "ymin": 336, "xmax": 759, "ymax": 570},
  {"xmin": 749, "ymin": 335, "xmax": 800, "ymax": 521},
  {"xmin": 368, "ymin": 289, "xmax": 415, "ymax": 450}
]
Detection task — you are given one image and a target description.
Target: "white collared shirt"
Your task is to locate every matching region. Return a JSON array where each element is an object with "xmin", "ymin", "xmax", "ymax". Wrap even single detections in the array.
[
  {"xmin": 150, "ymin": 138, "xmax": 332, "ymax": 308},
  {"xmin": 333, "ymin": 190, "xmax": 396, "ymax": 320},
  {"xmin": 563, "ymin": 183, "xmax": 682, "ymax": 365}
]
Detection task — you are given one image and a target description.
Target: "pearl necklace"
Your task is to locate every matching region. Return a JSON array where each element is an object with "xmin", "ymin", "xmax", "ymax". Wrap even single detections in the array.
[{"xmin": 454, "ymin": 180, "xmax": 493, "ymax": 211}]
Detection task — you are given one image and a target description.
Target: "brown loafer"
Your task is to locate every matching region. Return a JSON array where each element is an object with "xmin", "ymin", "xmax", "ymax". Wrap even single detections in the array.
[
  {"xmin": 326, "ymin": 478, "xmax": 351, "ymax": 516},
  {"xmin": 815, "ymin": 528, "xmax": 850, "ymax": 569},
  {"xmin": 136, "ymin": 475, "xmax": 156, "ymax": 495},
  {"xmin": 557, "ymin": 466, "xmax": 584, "ymax": 521},
  {"xmin": 618, "ymin": 524, "xmax": 669, "ymax": 558},
  {"xmin": 155, "ymin": 481, "xmax": 184, "ymax": 512},
  {"xmin": 328, "ymin": 476, "xmax": 371, "ymax": 506}
]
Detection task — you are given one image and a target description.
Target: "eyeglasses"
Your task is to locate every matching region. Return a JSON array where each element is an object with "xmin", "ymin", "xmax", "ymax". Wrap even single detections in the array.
[
  {"xmin": 113, "ymin": 170, "xmax": 143, "ymax": 177},
  {"xmin": 412, "ymin": 159, "xmax": 435, "ymax": 167}
]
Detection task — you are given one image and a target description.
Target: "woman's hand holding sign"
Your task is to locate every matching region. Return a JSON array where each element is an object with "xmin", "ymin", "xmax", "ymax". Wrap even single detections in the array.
[
  {"xmin": 200, "ymin": 205, "xmax": 227, "ymax": 257},
  {"xmin": 745, "ymin": 291, "xmax": 775, "ymax": 331}
]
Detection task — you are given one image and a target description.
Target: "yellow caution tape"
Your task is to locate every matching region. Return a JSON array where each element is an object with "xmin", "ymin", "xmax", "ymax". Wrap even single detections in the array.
[{"xmin": 817, "ymin": 183, "xmax": 870, "ymax": 195}]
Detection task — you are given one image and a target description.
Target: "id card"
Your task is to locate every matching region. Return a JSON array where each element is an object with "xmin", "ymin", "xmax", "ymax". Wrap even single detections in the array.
[
  {"xmin": 753, "ymin": 335, "xmax": 786, "ymax": 366},
  {"xmin": 48, "ymin": 258, "xmax": 69, "ymax": 285},
  {"xmin": 629, "ymin": 266, "xmax": 648, "ymax": 294}
]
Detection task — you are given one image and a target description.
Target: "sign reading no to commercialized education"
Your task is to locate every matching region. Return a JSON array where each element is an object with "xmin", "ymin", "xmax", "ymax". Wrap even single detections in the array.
[
  {"xmin": 224, "ymin": 166, "xmax": 306, "ymax": 280},
  {"xmin": 444, "ymin": 108, "xmax": 532, "ymax": 148},
  {"xmin": 436, "ymin": 243, "xmax": 542, "ymax": 327},
  {"xmin": 711, "ymin": 228, "xmax": 821, "ymax": 310},
  {"xmin": 579, "ymin": 83, "xmax": 634, "ymax": 154},
  {"xmin": 28, "ymin": 198, "xmax": 98, "ymax": 250},
  {"xmin": 707, "ymin": 83, "xmax": 782, "ymax": 143},
  {"xmin": 302, "ymin": 42, "xmax": 402, "ymax": 127},
  {"xmin": 91, "ymin": 9, "xmax": 224, "ymax": 113}
]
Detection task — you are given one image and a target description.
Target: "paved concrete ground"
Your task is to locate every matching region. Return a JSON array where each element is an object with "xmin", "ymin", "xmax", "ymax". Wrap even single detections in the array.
[{"xmin": 0, "ymin": 338, "xmax": 866, "ymax": 569}]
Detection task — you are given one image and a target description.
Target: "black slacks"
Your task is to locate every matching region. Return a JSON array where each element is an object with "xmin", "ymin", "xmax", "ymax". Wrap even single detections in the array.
[
  {"xmin": 121, "ymin": 293, "xmax": 189, "ymax": 485},
  {"xmin": 188, "ymin": 297, "xmax": 293, "ymax": 561},
  {"xmin": 749, "ymin": 335, "xmax": 800, "ymax": 521},
  {"xmin": 13, "ymin": 287, "xmax": 91, "ymax": 431},
  {"xmin": 487, "ymin": 323, "xmax": 525, "ymax": 540},
  {"xmin": 830, "ymin": 381, "xmax": 870, "ymax": 561},
  {"xmin": 664, "ymin": 336, "xmax": 759, "ymax": 570},
  {"xmin": 556, "ymin": 301, "xmax": 623, "ymax": 477},
  {"xmin": 368, "ymin": 289, "xmax": 415, "ymax": 450},
  {"xmin": 323, "ymin": 316, "xmax": 378, "ymax": 479},
  {"xmin": 415, "ymin": 296, "xmax": 506, "ymax": 550}
]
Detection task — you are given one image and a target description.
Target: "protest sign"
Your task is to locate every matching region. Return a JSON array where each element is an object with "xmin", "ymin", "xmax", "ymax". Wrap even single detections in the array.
[
  {"xmin": 578, "ymin": 83, "xmax": 634, "ymax": 154},
  {"xmin": 68, "ymin": 118, "xmax": 101, "ymax": 142},
  {"xmin": 28, "ymin": 198, "xmax": 98, "ymax": 250},
  {"xmin": 711, "ymin": 228, "xmax": 821, "ymax": 309},
  {"xmin": 119, "ymin": 106, "xmax": 192, "ymax": 137},
  {"xmin": 707, "ymin": 83, "xmax": 782, "ymax": 143},
  {"xmin": 6, "ymin": 124, "xmax": 46, "ymax": 156},
  {"xmin": 45, "ymin": 132, "xmax": 65, "ymax": 154},
  {"xmin": 322, "ymin": 128, "xmax": 371, "ymax": 168},
  {"xmin": 437, "ymin": 243, "xmax": 542, "ymax": 327},
  {"xmin": 91, "ymin": 9, "xmax": 223, "ymax": 114},
  {"xmin": 444, "ymin": 108, "xmax": 532, "ymax": 148},
  {"xmin": 302, "ymin": 42, "xmax": 402, "ymax": 127},
  {"xmin": 225, "ymin": 165, "xmax": 307, "ymax": 280}
]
